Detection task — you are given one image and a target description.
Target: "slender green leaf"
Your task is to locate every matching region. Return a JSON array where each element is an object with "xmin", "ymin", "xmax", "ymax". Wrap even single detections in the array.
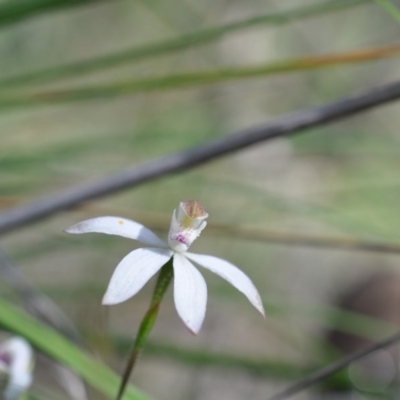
[
  {"xmin": 1, "ymin": 44, "xmax": 400, "ymax": 110},
  {"xmin": 375, "ymin": 0, "xmax": 400, "ymax": 24},
  {"xmin": 0, "ymin": 0, "xmax": 370, "ymax": 89},
  {"xmin": 0, "ymin": 0, "xmax": 109, "ymax": 27},
  {"xmin": 0, "ymin": 299, "xmax": 152, "ymax": 400}
]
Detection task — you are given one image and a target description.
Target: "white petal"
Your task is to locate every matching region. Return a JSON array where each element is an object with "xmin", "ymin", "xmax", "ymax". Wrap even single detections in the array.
[
  {"xmin": 102, "ymin": 247, "xmax": 173, "ymax": 305},
  {"xmin": 173, "ymin": 254, "xmax": 207, "ymax": 334},
  {"xmin": 185, "ymin": 253, "xmax": 265, "ymax": 316},
  {"xmin": 167, "ymin": 203, "xmax": 208, "ymax": 253},
  {"xmin": 65, "ymin": 216, "xmax": 167, "ymax": 247},
  {"xmin": 5, "ymin": 372, "xmax": 32, "ymax": 400},
  {"xmin": 0, "ymin": 337, "xmax": 33, "ymax": 400}
]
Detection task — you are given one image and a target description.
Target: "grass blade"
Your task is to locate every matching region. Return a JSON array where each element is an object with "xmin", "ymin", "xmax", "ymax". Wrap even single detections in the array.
[
  {"xmin": 375, "ymin": 0, "xmax": 400, "ymax": 24},
  {"xmin": 0, "ymin": 43, "xmax": 400, "ymax": 109},
  {"xmin": 0, "ymin": 0, "xmax": 109, "ymax": 27},
  {"xmin": 0, "ymin": 299, "xmax": 151, "ymax": 400},
  {"xmin": 1, "ymin": 78, "xmax": 400, "ymax": 234},
  {"xmin": 0, "ymin": 0, "xmax": 370, "ymax": 89}
]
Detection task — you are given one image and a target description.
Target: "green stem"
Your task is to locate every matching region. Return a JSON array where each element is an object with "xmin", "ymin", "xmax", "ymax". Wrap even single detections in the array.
[{"xmin": 116, "ymin": 258, "xmax": 174, "ymax": 400}]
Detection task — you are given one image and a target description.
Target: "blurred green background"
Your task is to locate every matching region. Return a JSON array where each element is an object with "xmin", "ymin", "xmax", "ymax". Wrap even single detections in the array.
[{"xmin": 2, "ymin": 0, "xmax": 400, "ymax": 399}]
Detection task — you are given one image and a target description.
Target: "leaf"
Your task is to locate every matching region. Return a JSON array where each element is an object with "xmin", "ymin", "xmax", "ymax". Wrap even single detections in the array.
[
  {"xmin": 1, "ymin": 43, "xmax": 400, "ymax": 110},
  {"xmin": 0, "ymin": 0, "xmax": 109, "ymax": 27},
  {"xmin": 0, "ymin": 299, "xmax": 152, "ymax": 400},
  {"xmin": 0, "ymin": 0, "xmax": 369, "ymax": 89},
  {"xmin": 375, "ymin": 0, "xmax": 400, "ymax": 25}
]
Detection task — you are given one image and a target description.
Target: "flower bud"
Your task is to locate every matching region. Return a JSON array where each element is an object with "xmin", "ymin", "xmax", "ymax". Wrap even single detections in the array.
[{"xmin": 168, "ymin": 200, "xmax": 208, "ymax": 252}]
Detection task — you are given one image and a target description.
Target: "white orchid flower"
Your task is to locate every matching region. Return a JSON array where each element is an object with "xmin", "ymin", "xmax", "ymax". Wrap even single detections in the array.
[
  {"xmin": 65, "ymin": 200, "xmax": 265, "ymax": 334},
  {"xmin": 0, "ymin": 337, "xmax": 34, "ymax": 400}
]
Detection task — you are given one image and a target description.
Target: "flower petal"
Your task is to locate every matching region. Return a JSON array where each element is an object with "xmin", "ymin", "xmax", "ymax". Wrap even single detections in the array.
[
  {"xmin": 0, "ymin": 337, "xmax": 33, "ymax": 400},
  {"xmin": 168, "ymin": 209, "xmax": 207, "ymax": 253},
  {"xmin": 65, "ymin": 216, "xmax": 167, "ymax": 247},
  {"xmin": 102, "ymin": 247, "xmax": 173, "ymax": 305},
  {"xmin": 173, "ymin": 254, "xmax": 207, "ymax": 334},
  {"xmin": 185, "ymin": 252, "xmax": 265, "ymax": 316}
]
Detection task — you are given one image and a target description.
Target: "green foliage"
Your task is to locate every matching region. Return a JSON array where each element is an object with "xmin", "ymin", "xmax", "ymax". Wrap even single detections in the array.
[
  {"xmin": 0, "ymin": 0, "xmax": 370, "ymax": 88},
  {"xmin": 1, "ymin": 0, "xmax": 400, "ymax": 398},
  {"xmin": 0, "ymin": 0, "xmax": 108, "ymax": 26},
  {"xmin": 0, "ymin": 299, "xmax": 151, "ymax": 400}
]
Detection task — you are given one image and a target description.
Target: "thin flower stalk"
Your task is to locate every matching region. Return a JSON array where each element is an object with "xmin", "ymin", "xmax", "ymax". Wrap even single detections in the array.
[
  {"xmin": 116, "ymin": 260, "xmax": 173, "ymax": 400},
  {"xmin": 65, "ymin": 200, "xmax": 264, "ymax": 399}
]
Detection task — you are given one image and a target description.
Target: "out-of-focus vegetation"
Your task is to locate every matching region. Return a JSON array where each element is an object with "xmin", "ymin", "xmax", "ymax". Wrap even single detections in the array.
[{"xmin": 1, "ymin": 0, "xmax": 400, "ymax": 399}]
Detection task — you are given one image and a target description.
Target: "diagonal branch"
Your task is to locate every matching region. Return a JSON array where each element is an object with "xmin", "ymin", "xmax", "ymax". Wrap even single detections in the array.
[
  {"xmin": 267, "ymin": 329, "xmax": 400, "ymax": 400},
  {"xmin": 1, "ymin": 79, "xmax": 400, "ymax": 235}
]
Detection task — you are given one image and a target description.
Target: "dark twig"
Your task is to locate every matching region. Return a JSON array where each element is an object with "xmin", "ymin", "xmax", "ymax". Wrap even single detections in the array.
[
  {"xmin": 1, "ymin": 80, "xmax": 400, "ymax": 235},
  {"xmin": 267, "ymin": 329, "xmax": 400, "ymax": 400}
]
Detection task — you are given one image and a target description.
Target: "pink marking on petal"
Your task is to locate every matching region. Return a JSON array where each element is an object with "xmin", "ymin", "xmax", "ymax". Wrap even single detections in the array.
[
  {"xmin": 175, "ymin": 234, "xmax": 187, "ymax": 244},
  {"xmin": 0, "ymin": 352, "xmax": 11, "ymax": 365}
]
